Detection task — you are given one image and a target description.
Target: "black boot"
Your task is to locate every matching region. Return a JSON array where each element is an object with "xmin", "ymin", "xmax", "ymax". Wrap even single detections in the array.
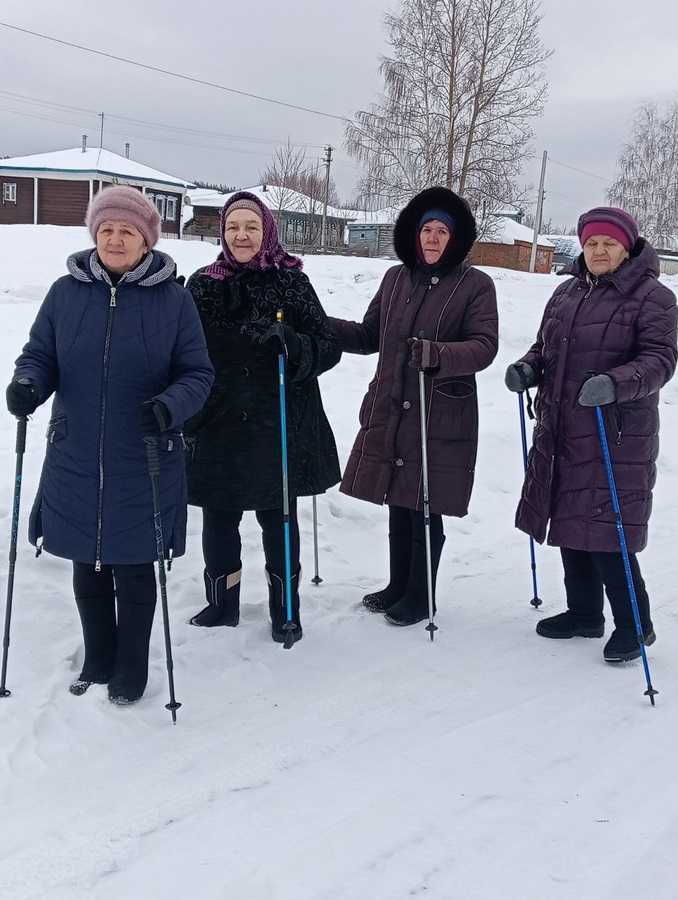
[
  {"xmin": 363, "ymin": 517, "xmax": 412, "ymax": 613},
  {"xmin": 70, "ymin": 566, "xmax": 117, "ymax": 696},
  {"xmin": 536, "ymin": 612, "xmax": 605, "ymax": 639},
  {"xmin": 267, "ymin": 568, "xmax": 302, "ymax": 644},
  {"xmin": 385, "ymin": 532, "xmax": 445, "ymax": 627},
  {"xmin": 190, "ymin": 569, "xmax": 242, "ymax": 627},
  {"xmin": 604, "ymin": 626, "xmax": 656, "ymax": 663},
  {"xmin": 537, "ymin": 550, "xmax": 606, "ymax": 640},
  {"xmin": 600, "ymin": 552, "xmax": 654, "ymax": 663},
  {"xmin": 108, "ymin": 565, "xmax": 157, "ymax": 705}
]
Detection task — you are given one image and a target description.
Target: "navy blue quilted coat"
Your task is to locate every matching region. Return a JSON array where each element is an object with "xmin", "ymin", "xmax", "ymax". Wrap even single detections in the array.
[{"xmin": 14, "ymin": 249, "xmax": 214, "ymax": 566}]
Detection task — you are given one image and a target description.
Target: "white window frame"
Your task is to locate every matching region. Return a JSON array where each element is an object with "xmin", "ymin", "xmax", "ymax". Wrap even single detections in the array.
[
  {"xmin": 3, "ymin": 183, "xmax": 17, "ymax": 203},
  {"xmin": 153, "ymin": 195, "xmax": 167, "ymax": 220},
  {"xmin": 165, "ymin": 196, "xmax": 177, "ymax": 222}
]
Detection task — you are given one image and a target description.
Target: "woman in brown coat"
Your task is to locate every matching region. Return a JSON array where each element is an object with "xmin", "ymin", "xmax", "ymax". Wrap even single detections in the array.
[{"xmin": 329, "ymin": 187, "xmax": 498, "ymax": 625}]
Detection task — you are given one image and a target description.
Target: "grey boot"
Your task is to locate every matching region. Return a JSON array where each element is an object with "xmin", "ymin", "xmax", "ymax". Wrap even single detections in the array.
[{"xmin": 190, "ymin": 569, "xmax": 242, "ymax": 627}]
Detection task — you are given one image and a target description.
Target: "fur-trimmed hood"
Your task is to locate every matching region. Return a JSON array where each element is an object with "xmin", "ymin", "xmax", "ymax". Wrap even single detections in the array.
[{"xmin": 393, "ymin": 186, "xmax": 478, "ymax": 272}]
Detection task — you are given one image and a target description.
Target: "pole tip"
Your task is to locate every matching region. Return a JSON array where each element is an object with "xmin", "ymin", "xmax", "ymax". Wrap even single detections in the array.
[
  {"xmin": 311, "ymin": 576, "xmax": 323, "ymax": 585},
  {"xmin": 645, "ymin": 687, "xmax": 658, "ymax": 706},
  {"xmin": 0, "ymin": 688, "xmax": 11, "ymax": 698},
  {"xmin": 425, "ymin": 622, "xmax": 438, "ymax": 641},
  {"xmin": 531, "ymin": 596, "xmax": 543, "ymax": 608}
]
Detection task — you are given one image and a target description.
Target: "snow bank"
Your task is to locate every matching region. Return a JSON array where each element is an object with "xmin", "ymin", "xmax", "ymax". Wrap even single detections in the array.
[{"xmin": 1, "ymin": 226, "xmax": 677, "ymax": 900}]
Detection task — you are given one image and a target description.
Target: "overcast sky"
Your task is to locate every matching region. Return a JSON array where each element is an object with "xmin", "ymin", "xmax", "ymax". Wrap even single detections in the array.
[{"xmin": 1, "ymin": 0, "xmax": 677, "ymax": 228}]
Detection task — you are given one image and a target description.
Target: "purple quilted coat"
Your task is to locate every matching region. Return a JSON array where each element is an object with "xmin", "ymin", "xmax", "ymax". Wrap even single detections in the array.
[{"xmin": 515, "ymin": 240, "xmax": 677, "ymax": 552}]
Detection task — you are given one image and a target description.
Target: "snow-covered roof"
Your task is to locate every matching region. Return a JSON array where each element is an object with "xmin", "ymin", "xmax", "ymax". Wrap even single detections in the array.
[
  {"xmin": 543, "ymin": 234, "xmax": 581, "ymax": 257},
  {"xmin": 0, "ymin": 147, "xmax": 193, "ymax": 189},
  {"xmin": 484, "ymin": 217, "xmax": 554, "ymax": 248},
  {"xmin": 345, "ymin": 207, "xmax": 398, "ymax": 226},
  {"xmin": 187, "ymin": 185, "xmax": 349, "ymax": 220}
]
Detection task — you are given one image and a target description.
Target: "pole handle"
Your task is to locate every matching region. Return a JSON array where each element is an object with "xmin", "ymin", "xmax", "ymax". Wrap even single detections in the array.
[
  {"xmin": 15, "ymin": 416, "xmax": 27, "ymax": 454},
  {"xmin": 144, "ymin": 436, "xmax": 161, "ymax": 476}
]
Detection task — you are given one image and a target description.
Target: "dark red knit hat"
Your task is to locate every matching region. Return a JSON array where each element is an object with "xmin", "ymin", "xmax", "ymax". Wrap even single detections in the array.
[{"xmin": 577, "ymin": 207, "xmax": 639, "ymax": 252}]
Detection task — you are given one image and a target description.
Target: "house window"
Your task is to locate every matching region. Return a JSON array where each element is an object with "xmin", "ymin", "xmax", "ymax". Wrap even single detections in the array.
[
  {"xmin": 153, "ymin": 195, "xmax": 166, "ymax": 220},
  {"xmin": 165, "ymin": 197, "xmax": 177, "ymax": 221},
  {"xmin": 3, "ymin": 183, "xmax": 17, "ymax": 203}
]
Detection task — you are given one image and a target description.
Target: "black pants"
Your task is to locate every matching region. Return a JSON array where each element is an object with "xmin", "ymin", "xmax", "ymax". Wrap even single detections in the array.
[
  {"xmin": 560, "ymin": 548, "xmax": 652, "ymax": 631},
  {"xmin": 389, "ymin": 505, "xmax": 444, "ymax": 550},
  {"xmin": 202, "ymin": 502, "xmax": 300, "ymax": 578},
  {"xmin": 73, "ymin": 562, "xmax": 157, "ymax": 694},
  {"xmin": 386, "ymin": 505, "xmax": 445, "ymax": 604}
]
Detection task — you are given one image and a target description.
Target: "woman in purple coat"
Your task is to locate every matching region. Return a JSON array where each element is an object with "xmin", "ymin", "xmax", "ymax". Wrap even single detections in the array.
[
  {"xmin": 329, "ymin": 187, "xmax": 498, "ymax": 626},
  {"xmin": 505, "ymin": 207, "xmax": 677, "ymax": 663}
]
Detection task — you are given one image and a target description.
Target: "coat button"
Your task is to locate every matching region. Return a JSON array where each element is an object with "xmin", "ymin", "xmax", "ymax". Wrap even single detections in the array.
[
  {"xmin": 406, "ymin": 297, "xmax": 411, "ymax": 304},
  {"xmin": 240, "ymin": 411, "xmax": 248, "ymax": 422},
  {"xmin": 403, "ymin": 401, "xmax": 411, "ymax": 410},
  {"xmin": 242, "ymin": 367, "xmax": 250, "ymax": 376},
  {"xmin": 395, "ymin": 458, "xmax": 404, "ymax": 467},
  {"xmin": 431, "ymin": 276, "xmax": 439, "ymax": 285}
]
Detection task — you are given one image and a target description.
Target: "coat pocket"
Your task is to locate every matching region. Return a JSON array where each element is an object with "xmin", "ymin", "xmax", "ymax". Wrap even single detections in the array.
[
  {"xmin": 46, "ymin": 416, "xmax": 67, "ymax": 444},
  {"xmin": 429, "ymin": 379, "xmax": 477, "ymax": 438}
]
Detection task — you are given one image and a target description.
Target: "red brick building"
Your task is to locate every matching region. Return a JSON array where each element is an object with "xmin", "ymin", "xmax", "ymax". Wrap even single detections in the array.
[
  {"xmin": 0, "ymin": 144, "xmax": 192, "ymax": 237},
  {"xmin": 471, "ymin": 218, "xmax": 554, "ymax": 273}
]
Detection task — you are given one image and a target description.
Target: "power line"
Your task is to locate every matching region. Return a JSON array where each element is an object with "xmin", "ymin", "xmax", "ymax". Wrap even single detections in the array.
[
  {"xmin": 0, "ymin": 89, "xmax": 327, "ymax": 149},
  {"xmin": 0, "ymin": 21, "xmax": 350, "ymax": 123},
  {"xmin": 550, "ymin": 158, "xmax": 611, "ymax": 184}
]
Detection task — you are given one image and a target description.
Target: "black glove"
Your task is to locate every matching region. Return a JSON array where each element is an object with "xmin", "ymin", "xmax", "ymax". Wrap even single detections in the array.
[
  {"xmin": 577, "ymin": 374, "xmax": 616, "ymax": 407},
  {"xmin": 408, "ymin": 338, "xmax": 440, "ymax": 373},
  {"xmin": 140, "ymin": 399, "xmax": 171, "ymax": 435},
  {"xmin": 6, "ymin": 378, "xmax": 40, "ymax": 417},
  {"xmin": 504, "ymin": 362, "xmax": 537, "ymax": 393},
  {"xmin": 256, "ymin": 322, "xmax": 302, "ymax": 364}
]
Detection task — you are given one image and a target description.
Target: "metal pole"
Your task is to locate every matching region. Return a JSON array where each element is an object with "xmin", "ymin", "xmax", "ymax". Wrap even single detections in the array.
[
  {"xmin": 144, "ymin": 437, "xmax": 182, "ymax": 722},
  {"xmin": 595, "ymin": 409, "xmax": 658, "ymax": 706},
  {"xmin": 311, "ymin": 496, "xmax": 322, "ymax": 585},
  {"xmin": 276, "ymin": 310, "xmax": 296, "ymax": 649},
  {"xmin": 0, "ymin": 417, "xmax": 28, "ymax": 698},
  {"xmin": 418, "ymin": 367, "xmax": 438, "ymax": 641},
  {"xmin": 320, "ymin": 146, "xmax": 333, "ymax": 250},
  {"xmin": 529, "ymin": 150, "xmax": 548, "ymax": 273},
  {"xmin": 518, "ymin": 393, "xmax": 542, "ymax": 608}
]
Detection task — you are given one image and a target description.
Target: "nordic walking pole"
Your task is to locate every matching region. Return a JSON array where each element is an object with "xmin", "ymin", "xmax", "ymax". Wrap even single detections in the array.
[
  {"xmin": 144, "ymin": 436, "xmax": 182, "ymax": 722},
  {"xmin": 0, "ymin": 416, "xmax": 28, "ymax": 698},
  {"xmin": 276, "ymin": 310, "xmax": 296, "ymax": 650},
  {"xmin": 311, "ymin": 496, "xmax": 323, "ymax": 585},
  {"xmin": 416, "ymin": 336, "xmax": 438, "ymax": 641},
  {"xmin": 518, "ymin": 392, "xmax": 542, "ymax": 608},
  {"xmin": 595, "ymin": 407, "xmax": 658, "ymax": 706}
]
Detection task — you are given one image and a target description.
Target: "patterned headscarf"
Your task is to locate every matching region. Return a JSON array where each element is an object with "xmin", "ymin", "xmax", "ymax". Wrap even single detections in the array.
[{"xmin": 204, "ymin": 191, "xmax": 303, "ymax": 280}]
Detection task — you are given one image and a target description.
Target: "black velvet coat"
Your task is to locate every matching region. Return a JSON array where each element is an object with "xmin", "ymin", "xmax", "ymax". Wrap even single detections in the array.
[{"xmin": 185, "ymin": 266, "xmax": 341, "ymax": 511}]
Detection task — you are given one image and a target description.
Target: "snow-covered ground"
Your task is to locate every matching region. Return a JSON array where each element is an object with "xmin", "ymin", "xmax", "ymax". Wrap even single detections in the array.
[{"xmin": 1, "ymin": 225, "xmax": 678, "ymax": 899}]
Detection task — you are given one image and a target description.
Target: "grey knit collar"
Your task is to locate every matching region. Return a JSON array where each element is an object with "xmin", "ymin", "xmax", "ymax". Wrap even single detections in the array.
[{"xmin": 66, "ymin": 249, "xmax": 177, "ymax": 288}]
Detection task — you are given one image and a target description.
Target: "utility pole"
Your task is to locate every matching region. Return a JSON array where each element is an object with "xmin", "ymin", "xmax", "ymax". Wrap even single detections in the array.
[
  {"xmin": 320, "ymin": 145, "xmax": 333, "ymax": 251},
  {"xmin": 529, "ymin": 150, "xmax": 548, "ymax": 273}
]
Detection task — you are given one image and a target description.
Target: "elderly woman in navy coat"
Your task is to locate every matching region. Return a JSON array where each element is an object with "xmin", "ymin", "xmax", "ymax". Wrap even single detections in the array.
[{"xmin": 5, "ymin": 187, "xmax": 214, "ymax": 704}]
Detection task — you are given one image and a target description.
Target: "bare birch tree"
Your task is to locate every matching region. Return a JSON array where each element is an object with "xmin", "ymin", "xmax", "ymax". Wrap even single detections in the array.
[
  {"xmin": 346, "ymin": 0, "xmax": 550, "ymax": 225},
  {"xmin": 259, "ymin": 141, "xmax": 307, "ymax": 226},
  {"xmin": 608, "ymin": 100, "xmax": 678, "ymax": 249}
]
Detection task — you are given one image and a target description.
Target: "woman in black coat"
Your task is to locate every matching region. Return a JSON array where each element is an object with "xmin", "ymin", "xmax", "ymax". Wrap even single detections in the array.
[{"xmin": 185, "ymin": 192, "xmax": 341, "ymax": 643}]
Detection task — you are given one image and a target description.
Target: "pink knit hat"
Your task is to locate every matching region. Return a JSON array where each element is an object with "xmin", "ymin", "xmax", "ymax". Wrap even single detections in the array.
[
  {"xmin": 577, "ymin": 207, "xmax": 639, "ymax": 253},
  {"xmin": 85, "ymin": 185, "xmax": 162, "ymax": 249}
]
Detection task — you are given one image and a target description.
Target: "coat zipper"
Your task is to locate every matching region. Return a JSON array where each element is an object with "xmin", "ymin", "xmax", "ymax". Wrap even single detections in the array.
[
  {"xmin": 583, "ymin": 274, "xmax": 598, "ymax": 300},
  {"xmin": 95, "ymin": 285, "xmax": 117, "ymax": 572}
]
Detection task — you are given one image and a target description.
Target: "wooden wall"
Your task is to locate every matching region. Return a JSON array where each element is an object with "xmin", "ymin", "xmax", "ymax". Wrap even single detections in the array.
[
  {"xmin": 0, "ymin": 176, "xmax": 34, "ymax": 224},
  {"xmin": 38, "ymin": 179, "xmax": 89, "ymax": 226}
]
